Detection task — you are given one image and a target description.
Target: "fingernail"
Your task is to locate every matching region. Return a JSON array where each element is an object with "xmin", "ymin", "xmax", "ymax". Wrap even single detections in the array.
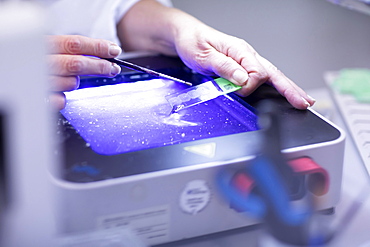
[
  {"xmin": 307, "ymin": 94, "xmax": 316, "ymax": 103},
  {"xmin": 232, "ymin": 70, "xmax": 249, "ymax": 85},
  {"xmin": 302, "ymin": 97, "xmax": 311, "ymax": 108},
  {"xmin": 111, "ymin": 63, "xmax": 121, "ymax": 76},
  {"xmin": 109, "ymin": 44, "xmax": 122, "ymax": 57}
]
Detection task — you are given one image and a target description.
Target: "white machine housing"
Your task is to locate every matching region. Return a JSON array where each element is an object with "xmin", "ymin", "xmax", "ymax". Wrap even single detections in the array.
[{"xmin": 53, "ymin": 105, "xmax": 345, "ymax": 246}]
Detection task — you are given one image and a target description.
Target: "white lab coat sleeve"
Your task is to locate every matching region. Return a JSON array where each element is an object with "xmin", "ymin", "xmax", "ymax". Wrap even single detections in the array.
[{"xmin": 44, "ymin": 0, "xmax": 173, "ymax": 46}]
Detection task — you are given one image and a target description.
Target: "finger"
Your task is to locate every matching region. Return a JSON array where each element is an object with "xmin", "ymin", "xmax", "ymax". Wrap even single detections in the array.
[
  {"xmin": 46, "ymin": 35, "xmax": 122, "ymax": 58},
  {"xmin": 205, "ymin": 50, "xmax": 270, "ymax": 99},
  {"xmin": 48, "ymin": 54, "xmax": 121, "ymax": 77},
  {"xmin": 48, "ymin": 92, "xmax": 66, "ymax": 111},
  {"xmin": 204, "ymin": 50, "xmax": 250, "ymax": 86},
  {"xmin": 205, "ymin": 37, "xmax": 269, "ymax": 90},
  {"xmin": 48, "ymin": 75, "xmax": 80, "ymax": 92},
  {"xmin": 257, "ymin": 56, "xmax": 315, "ymax": 109},
  {"xmin": 230, "ymin": 43, "xmax": 269, "ymax": 92}
]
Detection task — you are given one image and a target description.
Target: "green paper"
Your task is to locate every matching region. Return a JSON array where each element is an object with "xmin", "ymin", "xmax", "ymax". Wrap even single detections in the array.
[{"xmin": 332, "ymin": 69, "xmax": 370, "ymax": 103}]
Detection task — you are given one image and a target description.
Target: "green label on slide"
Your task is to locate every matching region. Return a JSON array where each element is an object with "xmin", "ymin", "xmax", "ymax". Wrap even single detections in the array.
[{"xmin": 215, "ymin": 78, "xmax": 242, "ymax": 94}]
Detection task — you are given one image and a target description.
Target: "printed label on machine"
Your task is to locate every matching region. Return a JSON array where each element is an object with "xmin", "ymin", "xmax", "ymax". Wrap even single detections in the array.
[
  {"xmin": 179, "ymin": 180, "xmax": 211, "ymax": 215},
  {"xmin": 97, "ymin": 205, "xmax": 170, "ymax": 245}
]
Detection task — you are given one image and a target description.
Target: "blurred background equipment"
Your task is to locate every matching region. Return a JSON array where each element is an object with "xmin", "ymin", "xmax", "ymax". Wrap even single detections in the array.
[
  {"xmin": 326, "ymin": 0, "xmax": 370, "ymax": 15},
  {"xmin": 0, "ymin": 2, "xmax": 57, "ymax": 247}
]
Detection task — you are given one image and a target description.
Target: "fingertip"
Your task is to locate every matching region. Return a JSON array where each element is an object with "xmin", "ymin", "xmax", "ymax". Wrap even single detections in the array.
[
  {"xmin": 110, "ymin": 63, "xmax": 121, "ymax": 76},
  {"xmin": 75, "ymin": 75, "xmax": 80, "ymax": 89},
  {"xmin": 231, "ymin": 69, "xmax": 249, "ymax": 86},
  {"xmin": 49, "ymin": 75, "xmax": 80, "ymax": 92},
  {"xmin": 306, "ymin": 94, "xmax": 316, "ymax": 106},
  {"xmin": 48, "ymin": 93, "xmax": 66, "ymax": 111},
  {"xmin": 282, "ymin": 88, "xmax": 314, "ymax": 110},
  {"xmin": 67, "ymin": 75, "xmax": 80, "ymax": 91},
  {"xmin": 299, "ymin": 95, "xmax": 316, "ymax": 109},
  {"xmin": 108, "ymin": 44, "xmax": 122, "ymax": 57},
  {"xmin": 301, "ymin": 97, "xmax": 311, "ymax": 109},
  {"xmin": 292, "ymin": 96, "xmax": 317, "ymax": 110}
]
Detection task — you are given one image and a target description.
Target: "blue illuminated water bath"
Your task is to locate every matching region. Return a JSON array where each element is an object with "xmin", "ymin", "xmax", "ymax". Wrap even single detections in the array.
[{"xmin": 61, "ymin": 79, "xmax": 258, "ymax": 155}]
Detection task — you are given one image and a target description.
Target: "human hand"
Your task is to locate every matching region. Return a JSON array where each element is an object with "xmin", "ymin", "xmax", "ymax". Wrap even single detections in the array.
[
  {"xmin": 174, "ymin": 27, "xmax": 315, "ymax": 110},
  {"xmin": 116, "ymin": 1, "xmax": 314, "ymax": 109},
  {"xmin": 46, "ymin": 35, "xmax": 122, "ymax": 110}
]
